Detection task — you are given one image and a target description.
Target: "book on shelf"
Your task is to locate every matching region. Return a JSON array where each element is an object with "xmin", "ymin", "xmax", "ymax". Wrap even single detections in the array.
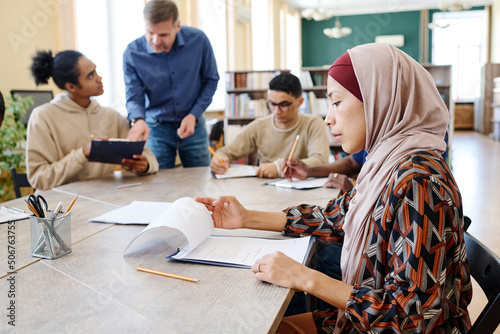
[
  {"xmin": 122, "ymin": 197, "xmax": 314, "ymax": 268},
  {"xmin": 227, "ymin": 70, "xmax": 289, "ymax": 90},
  {"xmin": 226, "ymin": 93, "xmax": 267, "ymax": 118},
  {"xmin": 300, "ymin": 70, "xmax": 314, "ymax": 88},
  {"xmin": 330, "ymin": 147, "xmax": 348, "ymax": 161},
  {"xmin": 298, "ymin": 92, "xmax": 328, "ymax": 116},
  {"xmin": 307, "ymin": 91, "xmax": 328, "ymax": 117},
  {"xmin": 310, "ymin": 73, "xmax": 325, "ymax": 86}
]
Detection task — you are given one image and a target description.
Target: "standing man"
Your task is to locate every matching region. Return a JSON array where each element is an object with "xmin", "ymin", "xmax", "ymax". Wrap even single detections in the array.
[{"xmin": 123, "ymin": 0, "xmax": 219, "ymax": 169}]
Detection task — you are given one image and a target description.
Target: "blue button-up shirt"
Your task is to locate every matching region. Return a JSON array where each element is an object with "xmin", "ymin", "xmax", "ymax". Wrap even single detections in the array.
[{"xmin": 123, "ymin": 25, "xmax": 219, "ymax": 122}]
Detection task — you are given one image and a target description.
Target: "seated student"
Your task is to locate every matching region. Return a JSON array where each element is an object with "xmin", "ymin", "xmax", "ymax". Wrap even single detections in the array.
[
  {"xmin": 210, "ymin": 73, "xmax": 329, "ymax": 178},
  {"xmin": 27, "ymin": 50, "xmax": 159, "ymax": 190},
  {"xmin": 196, "ymin": 43, "xmax": 471, "ymax": 333}
]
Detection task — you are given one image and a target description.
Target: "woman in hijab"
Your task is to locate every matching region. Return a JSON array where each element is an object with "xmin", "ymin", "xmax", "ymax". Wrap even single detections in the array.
[{"xmin": 195, "ymin": 43, "xmax": 471, "ymax": 333}]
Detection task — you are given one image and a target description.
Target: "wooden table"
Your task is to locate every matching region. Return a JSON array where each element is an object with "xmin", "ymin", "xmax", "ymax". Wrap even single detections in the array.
[{"xmin": 0, "ymin": 168, "xmax": 338, "ymax": 333}]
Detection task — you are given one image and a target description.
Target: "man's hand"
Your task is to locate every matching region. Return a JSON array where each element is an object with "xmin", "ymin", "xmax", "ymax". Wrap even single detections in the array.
[
  {"xmin": 127, "ymin": 119, "xmax": 149, "ymax": 141},
  {"xmin": 210, "ymin": 155, "xmax": 230, "ymax": 174},
  {"xmin": 177, "ymin": 114, "xmax": 196, "ymax": 139},
  {"xmin": 256, "ymin": 162, "xmax": 280, "ymax": 178}
]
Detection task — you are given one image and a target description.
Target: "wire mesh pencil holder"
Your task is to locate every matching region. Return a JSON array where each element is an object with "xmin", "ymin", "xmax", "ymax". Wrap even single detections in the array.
[{"xmin": 30, "ymin": 211, "xmax": 72, "ymax": 259}]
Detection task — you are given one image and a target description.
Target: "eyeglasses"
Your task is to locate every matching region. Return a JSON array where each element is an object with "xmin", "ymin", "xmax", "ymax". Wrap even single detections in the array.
[{"xmin": 266, "ymin": 99, "xmax": 295, "ymax": 112}]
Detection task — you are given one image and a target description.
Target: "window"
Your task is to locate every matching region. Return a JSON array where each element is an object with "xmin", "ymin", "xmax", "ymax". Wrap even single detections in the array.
[
  {"xmin": 75, "ymin": 0, "xmax": 144, "ymax": 116},
  {"xmin": 431, "ymin": 10, "xmax": 487, "ymax": 101},
  {"xmin": 76, "ymin": 0, "xmax": 226, "ymax": 114},
  {"xmin": 283, "ymin": 7, "xmax": 301, "ymax": 76},
  {"xmin": 198, "ymin": 0, "xmax": 226, "ymax": 111},
  {"xmin": 251, "ymin": 0, "xmax": 272, "ymax": 70}
]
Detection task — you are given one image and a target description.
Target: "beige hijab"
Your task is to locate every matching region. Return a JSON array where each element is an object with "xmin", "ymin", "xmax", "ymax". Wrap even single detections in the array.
[{"xmin": 339, "ymin": 43, "xmax": 449, "ymax": 286}]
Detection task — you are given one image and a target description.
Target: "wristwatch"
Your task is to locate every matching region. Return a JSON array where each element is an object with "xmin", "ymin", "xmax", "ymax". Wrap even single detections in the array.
[{"xmin": 129, "ymin": 117, "xmax": 144, "ymax": 127}]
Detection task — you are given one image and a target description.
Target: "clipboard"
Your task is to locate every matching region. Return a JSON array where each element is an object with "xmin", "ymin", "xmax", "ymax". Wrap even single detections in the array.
[{"xmin": 88, "ymin": 139, "xmax": 146, "ymax": 164}]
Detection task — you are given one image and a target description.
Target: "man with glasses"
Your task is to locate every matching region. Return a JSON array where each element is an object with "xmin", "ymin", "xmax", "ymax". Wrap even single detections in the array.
[{"xmin": 210, "ymin": 73, "xmax": 329, "ymax": 178}]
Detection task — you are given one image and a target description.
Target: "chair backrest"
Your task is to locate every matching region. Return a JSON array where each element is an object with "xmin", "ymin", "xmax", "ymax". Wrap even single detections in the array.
[
  {"xmin": 10, "ymin": 167, "xmax": 32, "ymax": 198},
  {"xmin": 10, "ymin": 90, "xmax": 53, "ymax": 126},
  {"xmin": 464, "ymin": 230, "xmax": 500, "ymax": 333}
]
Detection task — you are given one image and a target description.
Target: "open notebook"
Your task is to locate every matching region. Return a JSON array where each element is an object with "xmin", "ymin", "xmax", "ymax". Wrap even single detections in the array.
[
  {"xmin": 213, "ymin": 164, "xmax": 258, "ymax": 179},
  {"xmin": 265, "ymin": 177, "xmax": 328, "ymax": 190},
  {"xmin": 122, "ymin": 197, "xmax": 313, "ymax": 268}
]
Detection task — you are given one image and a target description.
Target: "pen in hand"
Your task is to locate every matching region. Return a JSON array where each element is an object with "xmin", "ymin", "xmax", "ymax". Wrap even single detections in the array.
[
  {"xmin": 283, "ymin": 134, "xmax": 300, "ymax": 175},
  {"xmin": 208, "ymin": 146, "xmax": 229, "ymax": 171}
]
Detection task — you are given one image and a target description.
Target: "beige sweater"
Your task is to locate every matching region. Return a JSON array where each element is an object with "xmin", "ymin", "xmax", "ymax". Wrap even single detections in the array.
[
  {"xmin": 26, "ymin": 93, "xmax": 158, "ymax": 190},
  {"xmin": 217, "ymin": 113, "xmax": 329, "ymax": 169}
]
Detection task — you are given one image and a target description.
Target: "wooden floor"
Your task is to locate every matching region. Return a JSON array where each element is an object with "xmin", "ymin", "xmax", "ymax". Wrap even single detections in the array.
[{"xmin": 452, "ymin": 130, "xmax": 500, "ymax": 333}]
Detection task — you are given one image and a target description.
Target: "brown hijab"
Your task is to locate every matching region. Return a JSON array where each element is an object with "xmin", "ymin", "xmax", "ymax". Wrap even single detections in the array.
[{"xmin": 332, "ymin": 43, "xmax": 449, "ymax": 286}]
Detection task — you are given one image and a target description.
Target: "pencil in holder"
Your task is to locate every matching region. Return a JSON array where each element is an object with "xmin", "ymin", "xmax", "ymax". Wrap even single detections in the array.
[{"xmin": 30, "ymin": 211, "xmax": 72, "ymax": 259}]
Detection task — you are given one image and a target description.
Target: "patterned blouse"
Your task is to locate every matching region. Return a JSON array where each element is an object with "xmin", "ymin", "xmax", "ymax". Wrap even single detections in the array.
[{"xmin": 283, "ymin": 151, "xmax": 472, "ymax": 333}]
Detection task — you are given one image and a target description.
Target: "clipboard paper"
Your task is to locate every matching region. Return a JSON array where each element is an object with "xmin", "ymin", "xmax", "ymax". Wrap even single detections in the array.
[{"xmin": 88, "ymin": 139, "xmax": 146, "ymax": 164}]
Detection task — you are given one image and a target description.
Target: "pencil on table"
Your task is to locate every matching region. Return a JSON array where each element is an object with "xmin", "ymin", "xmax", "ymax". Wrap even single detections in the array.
[
  {"xmin": 208, "ymin": 146, "xmax": 229, "ymax": 170},
  {"xmin": 137, "ymin": 266, "xmax": 199, "ymax": 283},
  {"xmin": 283, "ymin": 134, "xmax": 300, "ymax": 174},
  {"xmin": 63, "ymin": 194, "xmax": 79, "ymax": 215}
]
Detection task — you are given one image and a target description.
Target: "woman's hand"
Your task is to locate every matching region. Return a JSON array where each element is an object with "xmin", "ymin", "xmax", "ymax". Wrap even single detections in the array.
[
  {"xmin": 194, "ymin": 195, "xmax": 247, "ymax": 229},
  {"xmin": 251, "ymin": 251, "xmax": 312, "ymax": 292}
]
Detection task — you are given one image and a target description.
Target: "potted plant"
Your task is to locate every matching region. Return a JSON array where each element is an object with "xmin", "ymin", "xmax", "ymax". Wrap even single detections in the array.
[{"xmin": 0, "ymin": 93, "xmax": 33, "ymax": 200}]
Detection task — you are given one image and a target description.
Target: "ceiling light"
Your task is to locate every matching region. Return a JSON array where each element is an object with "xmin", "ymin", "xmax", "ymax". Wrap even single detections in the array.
[
  {"xmin": 439, "ymin": 0, "xmax": 473, "ymax": 11},
  {"xmin": 428, "ymin": 21, "xmax": 451, "ymax": 29},
  {"xmin": 323, "ymin": 17, "xmax": 352, "ymax": 39},
  {"xmin": 301, "ymin": 8, "xmax": 336, "ymax": 21}
]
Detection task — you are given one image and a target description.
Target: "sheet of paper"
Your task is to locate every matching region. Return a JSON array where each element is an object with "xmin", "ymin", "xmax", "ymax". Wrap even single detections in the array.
[
  {"xmin": 90, "ymin": 201, "xmax": 171, "ymax": 225},
  {"xmin": 123, "ymin": 197, "xmax": 214, "ymax": 256},
  {"xmin": 171, "ymin": 235, "xmax": 313, "ymax": 268},
  {"xmin": 265, "ymin": 177, "xmax": 328, "ymax": 189},
  {"xmin": 214, "ymin": 165, "xmax": 258, "ymax": 179},
  {"xmin": 0, "ymin": 206, "xmax": 29, "ymax": 224}
]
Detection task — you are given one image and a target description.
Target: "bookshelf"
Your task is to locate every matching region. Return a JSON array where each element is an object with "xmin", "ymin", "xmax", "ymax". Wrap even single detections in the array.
[
  {"xmin": 491, "ymin": 77, "xmax": 500, "ymax": 141},
  {"xmin": 422, "ymin": 64, "xmax": 453, "ymax": 163},
  {"xmin": 225, "ymin": 70, "xmax": 288, "ymax": 121},
  {"xmin": 300, "ymin": 66, "xmax": 342, "ymax": 160},
  {"xmin": 477, "ymin": 63, "xmax": 500, "ymax": 135}
]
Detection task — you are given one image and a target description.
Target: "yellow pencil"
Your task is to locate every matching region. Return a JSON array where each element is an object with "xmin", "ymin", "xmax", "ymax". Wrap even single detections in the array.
[
  {"xmin": 137, "ymin": 266, "xmax": 199, "ymax": 283},
  {"xmin": 283, "ymin": 134, "xmax": 300, "ymax": 174},
  {"xmin": 208, "ymin": 146, "xmax": 229, "ymax": 170},
  {"xmin": 63, "ymin": 194, "xmax": 79, "ymax": 215}
]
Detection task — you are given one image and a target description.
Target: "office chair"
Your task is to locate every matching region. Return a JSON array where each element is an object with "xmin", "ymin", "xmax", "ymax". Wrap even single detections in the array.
[
  {"xmin": 464, "ymin": 222, "xmax": 500, "ymax": 333},
  {"xmin": 10, "ymin": 167, "xmax": 32, "ymax": 198},
  {"xmin": 10, "ymin": 90, "xmax": 53, "ymax": 126}
]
